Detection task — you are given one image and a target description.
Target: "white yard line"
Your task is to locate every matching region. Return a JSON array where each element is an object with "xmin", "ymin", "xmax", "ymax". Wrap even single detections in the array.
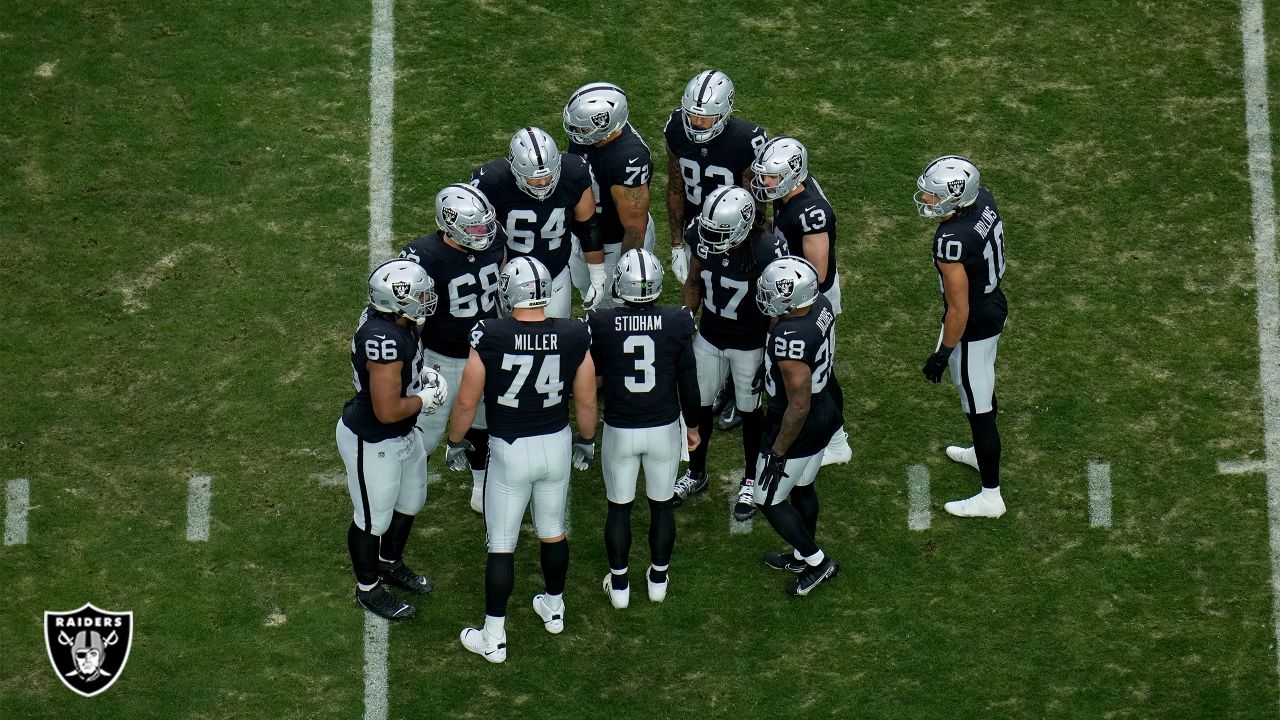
[
  {"xmin": 1239, "ymin": 0, "xmax": 1280, "ymax": 693},
  {"xmin": 367, "ymin": 0, "xmax": 396, "ymax": 271},
  {"xmin": 363, "ymin": 614, "xmax": 390, "ymax": 720},
  {"xmin": 365, "ymin": 3, "xmax": 396, "ymax": 717},
  {"xmin": 186, "ymin": 475, "xmax": 212, "ymax": 541},
  {"xmin": 906, "ymin": 465, "xmax": 930, "ymax": 531},
  {"xmin": 725, "ymin": 468, "xmax": 751, "ymax": 534},
  {"xmin": 4, "ymin": 478, "xmax": 29, "ymax": 546},
  {"xmin": 1087, "ymin": 461, "xmax": 1111, "ymax": 529},
  {"xmin": 1219, "ymin": 459, "xmax": 1268, "ymax": 475}
]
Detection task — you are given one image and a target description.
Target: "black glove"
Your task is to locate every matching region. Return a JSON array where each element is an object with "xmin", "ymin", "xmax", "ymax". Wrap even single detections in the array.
[
  {"xmin": 751, "ymin": 363, "xmax": 767, "ymax": 395},
  {"xmin": 445, "ymin": 438, "xmax": 474, "ymax": 472},
  {"xmin": 922, "ymin": 345, "xmax": 954, "ymax": 383},
  {"xmin": 757, "ymin": 449, "xmax": 788, "ymax": 504}
]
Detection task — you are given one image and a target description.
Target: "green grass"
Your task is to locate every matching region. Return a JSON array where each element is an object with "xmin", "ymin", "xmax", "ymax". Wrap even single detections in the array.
[{"xmin": 1, "ymin": 0, "xmax": 1278, "ymax": 718}]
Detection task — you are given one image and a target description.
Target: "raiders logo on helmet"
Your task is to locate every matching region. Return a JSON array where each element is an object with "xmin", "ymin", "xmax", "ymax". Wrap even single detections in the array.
[
  {"xmin": 775, "ymin": 278, "xmax": 795, "ymax": 297},
  {"xmin": 788, "ymin": 153, "xmax": 804, "ymax": 173},
  {"xmin": 441, "ymin": 206, "xmax": 459, "ymax": 224},
  {"xmin": 739, "ymin": 204, "xmax": 753, "ymax": 223},
  {"xmin": 591, "ymin": 111, "xmax": 610, "ymax": 129},
  {"xmin": 946, "ymin": 178, "xmax": 966, "ymax": 197},
  {"xmin": 392, "ymin": 281, "xmax": 410, "ymax": 300}
]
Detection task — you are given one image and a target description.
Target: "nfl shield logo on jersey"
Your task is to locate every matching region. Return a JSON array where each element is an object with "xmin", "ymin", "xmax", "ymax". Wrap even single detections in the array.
[{"xmin": 44, "ymin": 603, "xmax": 134, "ymax": 697}]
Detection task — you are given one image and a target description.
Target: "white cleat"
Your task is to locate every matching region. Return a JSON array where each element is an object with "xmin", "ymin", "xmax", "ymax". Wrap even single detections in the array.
[
  {"xmin": 470, "ymin": 486, "xmax": 484, "ymax": 514},
  {"xmin": 944, "ymin": 489, "xmax": 1006, "ymax": 518},
  {"xmin": 945, "ymin": 445, "xmax": 980, "ymax": 472},
  {"xmin": 460, "ymin": 626, "xmax": 507, "ymax": 664},
  {"xmin": 820, "ymin": 428, "xmax": 852, "ymax": 466},
  {"xmin": 603, "ymin": 574, "xmax": 630, "ymax": 609},
  {"xmin": 531, "ymin": 594, "xmax": 564, "ymax": 634},
  {"xmin": 646, "ymin": 567, "xmax": 668, "ymax": 603}
]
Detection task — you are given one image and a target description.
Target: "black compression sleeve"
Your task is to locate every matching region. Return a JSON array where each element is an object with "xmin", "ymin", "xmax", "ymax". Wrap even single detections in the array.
[{"xmin": 572, "ymin": 215, "xmax": 604, "ymax": 253}]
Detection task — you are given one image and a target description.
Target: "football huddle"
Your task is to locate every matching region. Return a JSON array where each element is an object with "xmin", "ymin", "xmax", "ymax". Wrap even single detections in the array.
[{"xmin": 335, "ymin": 70, "xmax": 1010, "ymax": 664}]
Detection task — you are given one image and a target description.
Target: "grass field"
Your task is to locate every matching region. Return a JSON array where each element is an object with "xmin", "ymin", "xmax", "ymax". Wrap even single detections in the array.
[{"xmin": 3, "ymin": 0, "xmax": 1280, "ymax": 718}]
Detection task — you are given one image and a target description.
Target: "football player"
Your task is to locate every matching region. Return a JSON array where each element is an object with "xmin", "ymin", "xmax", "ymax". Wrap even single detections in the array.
[
  {"xmin": 586, "ymin": 248, "xmax": 701, "ymax": 608},
  {"xmin": 336, "ymin": 259, "xmax": 449, "ymax": 621},
  {"xmin": 916, "ymin": 156, "xmax": 1009, "ymax": 518},
  {"xmin": 750, "ymin": 136, "xmax": 852, "ymax": 466},
  {"xmin": 399, "ymin": 183, "xmax": 506, "ymax": 514},
  {"xmin": 676, "ymin": 185, "xmax": 787, "ymax": 521},
  {"xmin": 664, "ymin": 70, "xmax": 768, "ymax": 432},
  {"xmin": 563, "ymin": 82, "xmax": 656, "ymax": 309},
  {"xmin": 447, "ymin": 256, "xmax": 596, "ymax": 664},
  {"xmin": 472, "ymin": 127, "xmax": 607, "ymax": 317},
  {"xmin": 754, "ymin": 256, "xmax": 844, "ymax": 596}
]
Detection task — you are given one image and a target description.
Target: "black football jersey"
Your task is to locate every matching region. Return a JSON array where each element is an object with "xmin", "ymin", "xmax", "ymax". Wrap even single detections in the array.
[
  {"xmin": 587, "ymin": 305, "xmax": 699, "ymax": 429},
  {"xmin": 772, "ymin": 173, "xmax": 838, "ymax": 293},
  {"xmin": 399, "ymin": 232, "xmax": 504, "ymax": 359},
  {"xmin": 664, "ymin": 111, "xmax": 768, "ymax": 220},
  {"xmin": 470, "ymin": 316, "xmax": 591, "ymax": 442},
  {"xmin": 567, "ymin": 123, "xmax": 652, "ymax": 246},
  {"xmin": 471, "ymin": 155, "xmax": 593, "ymax": 277},
  {"xmin": 761, "ymin": 295, "xmax": 844, "ymax": 458},
  {"xmin": 932, "ymin": 186, "xmax": 1008, "ymax": 341},
  {"xmin": 342, "ymin": 307, "xmax": 425, "ymax": 443},
  {"xmin": 687, "ymin": 221, "xmax": 788, "ymax": 350}
]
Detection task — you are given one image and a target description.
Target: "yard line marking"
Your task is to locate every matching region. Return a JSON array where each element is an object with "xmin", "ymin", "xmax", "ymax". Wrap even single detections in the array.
[
  {"xmin": 5, "ymin": 478, "xmax": 30, "ymax": 545},
  {"xmin": 1219, "ymin": 459, "xmax": 1268, "ymax": 474},
  {"xmin": 367, "ymin": 0, "xmax": 396, "ymax": 270},
  {"xmin": 725, "ymin": 468, "xmax": 751, "ymax": 534},
  {"xmin": 1087, "ymin": 461, "xmax": 1112, "ymax": 528},
  {"xmin": 1238, "ymin": 0, "xmax": 1280, "ymax": 692},
  {"xmin": 186, "ymin": 475, "xmax": 212, "ymax": 541},
  {"xmin": 363, "ymin": 614, "xmax": 390, "ymax": 720},
  {"xmin": 907, "ymin": 465, "xmax": 930, "ymax": 531}
]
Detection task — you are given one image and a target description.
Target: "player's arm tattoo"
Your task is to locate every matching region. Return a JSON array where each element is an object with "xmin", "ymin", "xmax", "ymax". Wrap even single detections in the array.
[
  {"xmin": 612, "ymin": 183, "xmax": 650, "ymax": 252},
  {"xmin": 666, "ymin": 146, "xmax": 685, "ymax": 244},
  {"xmin": 771, "ymin": 359, "xmax": 813, "ymax": 455}
]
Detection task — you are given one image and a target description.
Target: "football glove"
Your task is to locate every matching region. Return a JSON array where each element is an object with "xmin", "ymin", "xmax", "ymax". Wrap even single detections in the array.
[
  {"xmin": 757, "ymin": 449, "xmax": 788, "ymax": 503},
  {"xmin": 571, "ymin": 433, "xmax": 595, "ymax": 470},
  {"xmin": 671, "ymin": 244, "xmax": 690, "ymax": 283},
  {"xmin": 415, "ymin": 367, "xmax": 449, "ymax": 415},
  {"xmin": 922, "ymin": 345, "xmax": 953, "ymax": 384},
  {"xmin": 583, "ymin": 262, "xmax": 607, "ymax": 310},
  {"xmin": 445, "ymin": 438, "xmax": 473, "ymax": 472},
  {"xmin": 750, "ymin": 363, "xmax": 767, "ymax": 395}
]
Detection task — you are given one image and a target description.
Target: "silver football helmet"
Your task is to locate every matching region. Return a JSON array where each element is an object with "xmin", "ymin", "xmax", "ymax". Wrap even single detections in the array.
[
  {"xmin": 750, "ymin": 136, "xmax": 808, "ymax": 202},
  {"xmin": 563, "ymin": 82, "xmax": 629, "ymax": 146},
  {"xmin": 698, "ymin": 185, "xmax": 755, "ymax": 253},
  {"xmin": 915, "ymin": 155, "xmax": 981, "ymax": 218},
  {"xmin": 681, "ymin": 70, "xmax": 734, "ymax": 143},
  {"xmin": 500, "ymin": 256, "xmax": 553, "ymax": 310},
  {"xmin": 435, "ymin": 183, "xmax": 498, "ymax": 250},
  {"xmin": 509, "ymin": 126, "xmax": 562, "ymax": 201},
  {"xmin": 613, "ymin": 248, "xmax": 664, "ymax": 304},
  {"xmin": 756, "ymin": 256, "xmax": 820, "ymax": 317},
  {"xmin": 368, "ymin": 258, "xmax": 437, "ymax": 322}
]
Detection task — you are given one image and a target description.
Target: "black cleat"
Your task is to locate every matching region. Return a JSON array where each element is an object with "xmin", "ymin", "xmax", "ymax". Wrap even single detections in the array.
[
  {"xmin": 379, "ymin": 559, "xmax": 434, "ymax": 594},
  {"xmin": 357, "ymin": 583, "xmax": 416, "ymax": 620},
  {"xmin": 716, "ymin": 404, "xmax": 742, "ymax": 431},
  {"xmin": 671, "ymin": 470, "xmax": 708, "ymax": 507},
  {"xmin": 763, "ymin": 551, "xmax": 807, "ymax": 574},
  {"xmin": 786, "ymin": 557, "xmax": 839, "ymax": 597}
]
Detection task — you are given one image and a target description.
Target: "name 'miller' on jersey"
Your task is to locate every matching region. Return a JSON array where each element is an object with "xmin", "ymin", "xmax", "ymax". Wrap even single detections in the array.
[
  {"xmin": 567, "ymin": 123, "xmax": 652, "ymax": 246},
  {"xmin": 664, "ymin": 111, "xmax": 767, "ymax": 218},
  {"xmin": 761, "ymin": 294, "xmax": 844, "ymax": 459},
  {"xmin": 772, "ymin": 173, "xmax": 839, "ymax": 293},
  {"xmin": 931, "ymin": 186, "xmax": 1009, "ymax": 341},
  {"xmin": 471, "ymin": 316, "xmax": 591, "ymax": 441},
  {"xmin": 688, "ymin": 222, "xmax": 789, "ymax": 351},
  {"xmin": 588, "ymin": 305, "xmax": 698, "ymax": 429},
  {"xmin": 400, "ymin": 232, "xmax": 504, "ymax": 359},
  {"xmin": 342, "ymin": 306, "xmax": 424, "ymax": 443},
  {"xmin": 471, "ymin": 156, "xmax": 591, "ymax": 277}
]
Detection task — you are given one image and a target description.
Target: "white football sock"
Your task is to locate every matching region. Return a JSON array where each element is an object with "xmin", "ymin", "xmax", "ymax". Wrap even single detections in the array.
[
  {"xmin": 483, "ymin": 614, "xmax": 505, "ymax": 636},
  {"xmin": 544, "ymin": 593, "xmax": 564, "ymax": 611},
  {"xmin": 981, "ymin": 486, "xmax": 1002, "ymax": 499},
  {"xmin": 804, "ymin": 549, "xmax": 826, "ymax": 567}
]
